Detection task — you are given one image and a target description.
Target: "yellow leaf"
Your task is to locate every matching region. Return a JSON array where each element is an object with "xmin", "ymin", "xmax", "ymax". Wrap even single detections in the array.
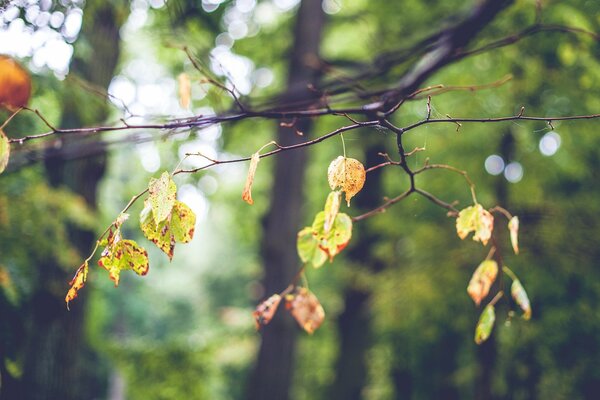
[
  {"xmin": 148, "ymin": 171, "xmax": 177, "ymax": 225},
  {"xmin": 178, "ymin": 72, "xmax": 192, "ymax": 109},
  {"xmin": 327, "ymin": 156, "xmax": 366, "ymax": 206},
  {"xmin": 286, "ymin": 288, "xmax": 325, "ymax": 334},
  {"xmin": 456, "ymin": 204, "xmax": 494, "ymax": 246},
  {"xmin": 65, "ymin": 261, "xmax": 88, "ymax": 309},
  {"xmin": 242, "ymin": 152, "xmax": 260, "ymax": 205},
  {"xmin": 0, "ymin": 129, "xmax": 9, "ymax": 175},
  {"xmin": 253, "ymin": 294, "xmax": 282, "ymax": 330},
  {"xmin": 467, "ymin": 260, "xmax": 498, "ymax": 306},
  {"xmin": 323, "ymin": 191, "xmax": 341, "ymax": 233},
  {"xmin": 508, "ymin": 216, "xmax": 519, "ymax": 255},
  {"xmin": 0, "ymin": 55, "xmax": 31, "ymax": 111}
]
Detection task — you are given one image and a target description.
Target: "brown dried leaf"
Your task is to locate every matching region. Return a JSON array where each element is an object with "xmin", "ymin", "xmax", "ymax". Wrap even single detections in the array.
[
  {"xmin": 253, "ymin": 294, "xmax": 282, "ymax": 329},
  {"xmin": 327, "ymin": 156, "xmax": 366, "ymax": 206},
  {"xmin": 65, "ymin": 261, "xmax": 88, "ymax": 309},
  {"xmin": 467, "ymin": 260, "xmax": 498, "ymax": 306},
  {"xmin": 286, "ymin": 288, "xmax": 325, "ymax": 334},
  {"xmin": 0, "ymin": 55, "xmax": 31, "ymax": 111},
  {"xmin": 242, "ymin": 152, "xmax": 260, "ymax": 205}
]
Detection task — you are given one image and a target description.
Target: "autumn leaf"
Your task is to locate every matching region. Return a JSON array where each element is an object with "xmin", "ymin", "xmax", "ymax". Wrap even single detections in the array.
[
  {"xmin": 327, "ymin": 156, "xmax": 366, "ymax": 206},
  {"xmin": 0, "ymin": 129, "xmax": 9, "ymax": 175},
  {"xmin": 253, "ymin": 294, "xmax": 282, "ymax": 329},
  {"xmin": 65, "ymin": 261, "xmax": 89, "ymax": 308},
  {"xmin": 456, "ymin": 204, "xmax": 494, "ymax": 245},
  {"xmin": 511, "ymin": 278, "xmax": 531, "ymax": 320},
  {"xmin": 140, "ymin": 199, "xmax": 196, "ymax": 260},
  {"xmin": 98, "ymin": 239, "xmax": 149, "ymax": 286},
  {"xmin": 467, "ymin": 260, "xmax": 498, "ymax": 306},
  {"xmin": 242, "ymin": 152, "xmax": 260, "ymax": 205},
  {"xmin": 148, "ymin": 172, "xmax": 177, "ymax": 225},
  {"xmin": 508, "ymin": 216, "xmax": 519, "ymax": 255},
  {"xmin": 178, "ymin": 72, "xmax": 192, "ymax": 109},
  {"xmin": 286, "ymin": 288, "xmax": 325, "ymax": 334},
  {"xmin": 0, "ymin": 55, "xmax": 31, "ymax": 111},
  {"xmin": 323, "ymin": 191, "xmax": 341, "ymax": 233},
  {"xmin": 474, "ymin": 304, "xmax": 495, "ymax": 345},
  {"xmin": 297, "ymin": 227, "xmax": 328, "ymax": 268},
  {"xmin": 311, "ymin": 210, "xmax": 352, "ymax": 262}
]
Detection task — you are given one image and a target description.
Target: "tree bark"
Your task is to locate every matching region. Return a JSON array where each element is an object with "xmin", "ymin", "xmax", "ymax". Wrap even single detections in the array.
[{"xmin": 247, "ymin": 1, "xmax": 326, "ymax": 400}]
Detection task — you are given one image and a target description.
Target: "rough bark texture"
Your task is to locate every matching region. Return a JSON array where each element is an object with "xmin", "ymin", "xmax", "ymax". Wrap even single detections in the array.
[
  {"xmin": 247, "ymin": 1, "xmax": 326, "ymax": 400},
  {"xmin": 6, "ymin": 2, "xmax": 126, "ymax": 399}
]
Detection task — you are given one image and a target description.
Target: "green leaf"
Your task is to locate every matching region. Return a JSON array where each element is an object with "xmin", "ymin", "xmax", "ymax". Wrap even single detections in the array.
[
  {"xmin": 456, "ymin": 204, "xmax": 494, "ymax": 246},
  {"xmin": 140, "ymin": 199, "xmax": 196, "ymax": 260},
  {"xmin": 148, "ymin": 171, "xmax": 177, "ymax": 225},
  {"xmin": 511, "ymin": 278, "xmax": 531, "ymax": 320},
  {"xmin": 297, "ymin": 227, "xmax": 328, "ymax": 268},
  {"xmin": 474, "ymin": 304, "xmax": 496, "ymax": 345},
  {"xmin": 323, "ymin": 191, "xmax": 341, "ymax": 233},
  {"xmin": 0, "ymin": 129, "xmax": 9, "ymax": 175},
  {"xmin": 98, "ymin": 239, "xmax": 149, "ymax": 286},
  {"xmin": 312, "ymin": 211, "xmax": 352, "ymax": 262},
  {"xmin": 467, "ymin": 260, "xmax": 498, "ymax": 306}
]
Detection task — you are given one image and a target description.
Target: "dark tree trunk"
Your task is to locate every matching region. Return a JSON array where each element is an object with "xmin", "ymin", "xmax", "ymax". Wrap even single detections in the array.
[
  {"xmin": 9, "ymin": 2, "xmax": 126, "ymax": 399},
  {"xmin": 329, "ymin": 141, "xmax": 385, "ymax": 399},
  {"xmin": 247, "ymin": 1, "xmax": 326, "ymax": 400}
]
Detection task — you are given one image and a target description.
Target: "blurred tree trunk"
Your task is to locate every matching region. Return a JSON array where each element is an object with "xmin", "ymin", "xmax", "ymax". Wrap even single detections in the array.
[
  {"xmin": 12, "ymin": 2, "xmax": 127, "ymax": 399},
  {"xmin": 247, "ymin": 1, "xmax": 325, "ymax": 400}
]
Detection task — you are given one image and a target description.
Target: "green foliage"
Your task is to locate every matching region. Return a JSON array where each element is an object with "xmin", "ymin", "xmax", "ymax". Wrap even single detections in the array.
[{"xmin": 475, "ymin": 304, "xmax": 496, "ymax": 345}]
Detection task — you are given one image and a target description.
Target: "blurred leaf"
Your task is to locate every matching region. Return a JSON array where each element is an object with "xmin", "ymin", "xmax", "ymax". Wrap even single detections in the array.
[
  {"xmin": 253, "ymin": 293, "xmax": 282, "ymax": 329},
  {"xmin": 140, "ymin": 199, "xmax": 196, "ymax": 260},
  {"xmin": 178, "ymin": 72, "xmax": 192, "ymax": 109},
  {"xmin": 511, "ymin": 278, "xmax": 531, "ymax": 320},
  {"xmin": 98, "ymin": 239, "xmax": 149, "ymax": 286},
  {"xmin": 474, "ymin": 304, "xmax": 495, "ymax": 345},
  {"xmin": 323, "ymin": 191, "xmax": 341, "ymax": 233},
  {"xmin": 65, "ymin": 261, "xmax": 88, "ymax": 308},
  {"xmin": 242, "ymin": 152, "xmax": 260, "ymax": 205},
  {"xmin": 467, "ymin": 260, "xmax": 498, "ymax": 306},
  {"xmin": 297, "ymin": 227, "xmax": 328, "ymax": 268},
  {"xmin": 286, "ymin": 288, "xmax": 325, "ymax": 334},
  {"xmin": 0, "ymin": 55, "xmax": 31, "ymax": 111},
  {"xmin": 0, "ymin": 129, "xmax": 9, "ymax": 175},
  {"xmin": 456, "ymin": 204, "xmax": 494, "ymax": 246},
  {"xmin": 508, "ymin": 216, "xmax": 519, "ymax": 255},
  {"xmin": 148, "ymin": 171, "xmax": 177, "ymax": 225},
  {"xmin": 327, "ymin": 156, "xmax": 366, "ymax": 206}
]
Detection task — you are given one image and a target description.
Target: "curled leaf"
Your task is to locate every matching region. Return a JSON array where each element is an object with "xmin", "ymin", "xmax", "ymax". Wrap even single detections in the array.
[
  {"xmin": 178, "ymin": 72, "xmax": 192, "ymax": 109},
  {"xmin": 242, "ymin": 152, "xmax": 260, "ymax": 205},
  {"xmin": 467, "ymin": 260, "xmax": 498, "ymax": 306},
  {"xmin": 327, "ymin": 156, "xmax": 366, "ymax": 206},
  {"xmin": 140, "ymin": 199, "xmax": 196, "ymax": 260},
  {"xmin": 65, "ymin": 261, "xmax": 88, "ymax": 308},
  {"xmin": 98, "ymin": 239, "xmax": 149, "ymax": 286},
  {"xmin": 323, "ymin": 191, "xmax": 341, "ymax": 233},
  {"xmin": 508, "ymin": 216, "xmax": 519, "ymax": 255},
  {"xmin": 474, "ymin": 304, "xmax": 495, "ymax": 345},
  {"xmin": 253, "ymin": 294, "xmax": 282, "ymax": 329},
  {"xmin": 148, "ymin": 171, "xmax": 177, "ymax": 225},
  {"xmin": 0, "ymin": 129, "xmax": 9, "ymax": 175},
  {"xmin": 0, "ymin": 55, "xmax": 31, "ymax": 111},
  {"xmin": 456, "ymin": 204, "xmax": 494, "ymax": 246},
  {"xmin": 297, "ymin": 227, "xmax": 328, "ymax": 268},
  {"xmin": 511, "ymin": 278, "xmax": 531, "ymax": 320},
  {"xmin": 286, "ymin": 288, "xmax": 325, "ymax": 334}
]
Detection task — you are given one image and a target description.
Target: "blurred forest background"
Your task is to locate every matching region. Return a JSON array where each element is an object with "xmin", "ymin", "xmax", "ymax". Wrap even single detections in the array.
[{"xmin": 1, "ymin": 0, "xmax": 600, "ymax": 399}]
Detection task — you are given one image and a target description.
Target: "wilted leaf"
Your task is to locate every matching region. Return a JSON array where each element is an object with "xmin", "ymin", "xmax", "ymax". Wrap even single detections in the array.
[
  {"xmin": 0, "ymin": 129, "xmax": 9, "ymax": 175},
  {"xmin": 474, "ymin": 304, "xmax": 495, "ymax": 345},
  {"xmin": 286, "ymin": 288, "xmax": 325, "ymax": 334},
  {"xmin": 115, "ymin": 212, "xmax": 129, "ymax": 228},
  {"xmin": 511, "ymin": 278, "xmax": 531, "ymax": 320},
  {"xmin": 312, "ymin": 210, "xmax": 352, "ymax": 262},
  {"xmin": 508, "ymin": 216, "xmax": 519, "ymax": 255},
  {"xmin": 0, "ymin": 55, "xmax": 31, "ymax": 111},
  {"xmin": 253, "ymin": 294, "xmax": 282, "ymax": 329},
  {"xmin": 148, "ymin": 172, "xmax": 177, "ymax": 225},
  {"xmin": 140, "ymin": 199, "xmax": 196, "ymax": 260},
  {"xmin": 327, "ymin": 156, "xmax": 366, "ymax": 206},
  {"xmin": 456, "ymin": 204, "xmax": 494, "ymax": 245},
  {"xmin": 297, "ymin": 227, "xmax": 328, "ymax": 268},
  {"xmin": 65, "ymin": 261, "xmax": 88, "ymax": 308},
  {"xmin": 98, "ymin": 239, "xmax": 149, "ymax": 286},
  {"xmin": 242, "ymin": 152, "xmax": 260, "ymax": 205},
  {"xmin": 467, "ymin": 260, "xmax": 498, "ymax": 306},
  {"xmin": 323, "ymin": 191, "xmax": 341, "ymax": 233},
  {"xmin": 178, "ymin": 72, "xmax": 192, "ymax": 109}
]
